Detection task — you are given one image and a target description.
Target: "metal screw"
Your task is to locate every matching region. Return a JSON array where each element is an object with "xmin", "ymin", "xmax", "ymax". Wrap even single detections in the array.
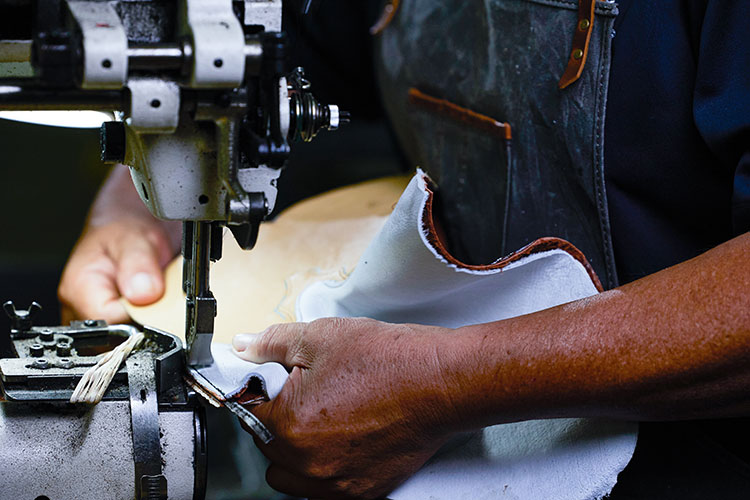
[
  {"xmin": 578, "ymin": 19, "xmax": 591, "ymax": 31},
  {"xmin": 572, "ymin": 48, "xmax": 584, "ymax": 60},
  {"xmin": 56, "ymin": 341, "xmax": 72, "ymax": 357},
  {"xmin": 39, "ymin": 329, "xmax": 55, "ymax": 342},
  {"xmin": 33, "ymin": 358, "xmax": 49, "ymax": 369},
  {"xmin": 84, "ymin": 319, "xmax": 98, "ymax": 327},
  {"xmin": 29, "ymin": 343, "xmax": 44, "ymax": 357}
]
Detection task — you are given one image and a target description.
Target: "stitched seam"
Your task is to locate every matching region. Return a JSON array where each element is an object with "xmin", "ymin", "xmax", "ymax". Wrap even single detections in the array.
[
  {"xmin": 523, "ymin": 0, "xmax": 617, "ymax": 16},
  {"xmin": 593, "ymin": 17, "xmax": 618, "ymax": 289}
]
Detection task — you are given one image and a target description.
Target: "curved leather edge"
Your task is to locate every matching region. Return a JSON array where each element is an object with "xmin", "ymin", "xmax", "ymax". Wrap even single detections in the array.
[{"xmin": 419, "ymin": 175, "xmax": 605, "ymax": 292}]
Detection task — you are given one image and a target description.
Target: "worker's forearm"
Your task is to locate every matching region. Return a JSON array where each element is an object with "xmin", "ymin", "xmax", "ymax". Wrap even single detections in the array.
[{"xmin": 442, "ymin": 233, "xmax": 750, "ymax": 430}]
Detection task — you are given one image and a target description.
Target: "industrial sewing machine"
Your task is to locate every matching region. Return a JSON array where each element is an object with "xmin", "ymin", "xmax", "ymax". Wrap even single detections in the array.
[{"xmin": 0, "ymin": 1, "xmax": 345, "ymax": 498}]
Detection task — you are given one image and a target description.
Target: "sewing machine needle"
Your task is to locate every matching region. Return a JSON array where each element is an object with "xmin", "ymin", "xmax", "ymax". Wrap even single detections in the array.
[{"xmin": 183, "ymin": 221, "xmax": 217, "ymax": 367}]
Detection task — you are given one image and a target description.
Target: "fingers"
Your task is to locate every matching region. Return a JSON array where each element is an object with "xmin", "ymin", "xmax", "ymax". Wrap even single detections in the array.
[
  {"xmin": 233, "ymin": 323, "xmax": 310, "ymax": 367},
  {"xmin": 59, "ymin": 239, "xmax": 129, "ymax": 323},
  {"xmin": 62, "ymin": 266, "xmax": 130, "ymax": 324},
  {"xmin": 59, "ymin": 220, "xmax": 173, "ymax": 323},
  {"xmin": 110, "ymin": 231, "xmax": 166, "ymax": 306},
  {"xmin": 265, "ymin": 464, "xmax": 341, "ymax": 499}
]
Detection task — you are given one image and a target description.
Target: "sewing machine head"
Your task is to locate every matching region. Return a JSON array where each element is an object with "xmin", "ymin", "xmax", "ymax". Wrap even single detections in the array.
[
  {"xmin": 0, "ymin": 1, "xmax": 345, "ymax": 498},
  {"xmin": 0, "ymin": 0, "xmax": 347, "ymax": 367}
]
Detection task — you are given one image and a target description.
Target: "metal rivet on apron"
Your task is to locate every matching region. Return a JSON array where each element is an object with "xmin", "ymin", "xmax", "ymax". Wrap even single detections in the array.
[
  {"xmin": 578, "ymin": 19, "xmax": 591, "ymax": 30},
  {"xmin": 572, "ymin": 49, "xmax": 584, "ymax": 60}
]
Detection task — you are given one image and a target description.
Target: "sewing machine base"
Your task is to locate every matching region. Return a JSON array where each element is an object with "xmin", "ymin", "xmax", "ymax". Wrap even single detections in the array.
[{"xmin": 0, "ymin": 306, "xmax": 207, "ymax": 500}]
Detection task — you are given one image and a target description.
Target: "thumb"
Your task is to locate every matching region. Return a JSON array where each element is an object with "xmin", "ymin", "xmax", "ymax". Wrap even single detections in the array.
[
  {"xmin": 232, "ymin": 323, "xmax": 309, "ymax": 367},
  {"xmin": 112, "ymin": 236, "xmax": 166, "ymax": 306}
]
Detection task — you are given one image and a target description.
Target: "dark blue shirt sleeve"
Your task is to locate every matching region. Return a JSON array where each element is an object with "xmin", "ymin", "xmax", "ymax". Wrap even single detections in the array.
[{"xmin": 692, "ymin": 0, "xmax": 750, "ymax": 235}]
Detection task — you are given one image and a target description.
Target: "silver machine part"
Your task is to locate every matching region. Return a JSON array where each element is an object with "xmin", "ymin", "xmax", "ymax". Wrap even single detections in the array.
[
  {"xmin": 0, "ymin": 316, "xmax": 207, "ymax": 500},
  {"xmin": 244, "ymin": 0, "xmax": 282, "ymax": 32},
  {"xmin": 0, "ymin": 2, "xmax": 344, "ymax": 495},
  {"xmin": 67, "ymin": 1, "xmax": 129, "ymax": 89},
  {"xmin": 279, "ymin": 76, "xmax": 290, "ymax": 139},
  {"xmin": 0, "ymin": 40, "xmax": 32, "ymax": 62},
  {"xmin": 0, "ymin": 402, "xmax": 196, "ymax": 500},
  {"xmin": 328, "ymin": 104, "xmax": 340, "ymax": 129},
  {"xmin": 127, "ymin": 0, "xmax": 275, "ymax": 223},
  {"xmin": 182, "ymin": 0, "xmax": 246, "ymax": 88},
  {"xmin": 120, "ymin": 0, "xmax": 286, "ymax": 366},
  {"xmin": 127, "ymin": 78, "xmax": 181, "ymax": 133}
]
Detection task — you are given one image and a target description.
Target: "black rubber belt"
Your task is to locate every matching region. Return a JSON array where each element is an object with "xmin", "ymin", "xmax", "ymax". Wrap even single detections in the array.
[{"xmin": 127, "ymin": 353, "xmax": 168, "ymax": 500}]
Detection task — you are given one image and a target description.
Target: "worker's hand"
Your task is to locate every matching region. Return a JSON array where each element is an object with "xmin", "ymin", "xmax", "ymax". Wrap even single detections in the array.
[
  {"xmin": 232, "ymin": 317, "xmax": 462, "ymax": 500},
  {"xmin": 58, "ymin": 166, "xmax": 180, "ymax": 325},
  {"xmin": 58, "ymin": 217, "xmax": 178, "ymax": 324}
]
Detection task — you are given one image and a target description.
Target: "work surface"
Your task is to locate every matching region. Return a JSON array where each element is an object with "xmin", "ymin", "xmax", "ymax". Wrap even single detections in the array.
[{"xmin": 126, "ymin": 175, "xmax": 410, "ymax": 342}]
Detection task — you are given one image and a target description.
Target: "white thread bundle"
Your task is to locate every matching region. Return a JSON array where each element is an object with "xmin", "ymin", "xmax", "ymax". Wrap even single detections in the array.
[{"xmin": 70, "ymin": 331, "xmax": 146, "ymax": 404}]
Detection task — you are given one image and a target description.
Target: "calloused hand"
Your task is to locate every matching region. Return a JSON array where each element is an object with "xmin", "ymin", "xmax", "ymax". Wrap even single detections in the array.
[{"xmin": 232, "ymin": 317, "xmax": 462, "ymax": 500}]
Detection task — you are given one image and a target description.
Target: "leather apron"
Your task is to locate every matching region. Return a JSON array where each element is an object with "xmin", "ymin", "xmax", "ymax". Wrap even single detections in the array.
[
  {"xmin": 374, "ymin": 5, "xmax": 750, "ymax": 498},
  {"xmin": 374, "ymin": 0, "xmax": 619, "ymax": 289}
]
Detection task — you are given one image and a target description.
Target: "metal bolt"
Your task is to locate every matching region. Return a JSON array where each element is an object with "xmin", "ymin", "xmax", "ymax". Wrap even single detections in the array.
[
  {"xmin": 56, "ymin": 341, "xmax": 72, "ymax": 357},
  {"xmin": 572, "ymin": 48, "xmax": 584, "ymax": 60},
  {"xmin": 33, "ymin": 358, "xmax": 49, "ymax": 369},
  {"xmin": 39, "ymin": 329, "xmax": 54, "ymax": 342},
  {"xmin": 578, "ymin": 19, "xmax": 591, "ymax": 31},
  {"xmin": 58, "ymin": 358, "xmax": 74, "ymax": 369},
  {"xmin": 29, "ymin": 343, "xmax": 44, "ymax": 357},
  {"xmin": 84, "ymin": 319, "xmax": 98, "ymax": 327}
]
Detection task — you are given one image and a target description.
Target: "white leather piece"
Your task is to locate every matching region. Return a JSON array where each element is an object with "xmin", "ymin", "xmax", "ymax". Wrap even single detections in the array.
[
  {"xmin": 191, "ymin": 343, "xmax": 288, "ymax": 402},
  {"xmin": 296, "ymin": 170, "xmax": 638, "ymax": 500}
]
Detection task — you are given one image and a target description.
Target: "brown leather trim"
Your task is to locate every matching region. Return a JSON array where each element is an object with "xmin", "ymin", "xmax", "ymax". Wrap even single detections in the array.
[
  {"xmin": 408, "ymin": 88, "xmax": 512, "ymax": 141},
  {"xmin": 420, "ymin": 176, "xmax": 604, "ymax": 292},
  {"xmin": 234, "ymin": 390, "xmax": 267, "ymax": 406},
  {"xmin": 185, "ymin": 372, "xmax": 268, "ymax": 405},
  {"xmin": 370, "ymin": 0, "xmax": 401, "ymax": 36},
  {"xmin": 558, "ymin": 0, "xmax": 596, "ymax": 89}
]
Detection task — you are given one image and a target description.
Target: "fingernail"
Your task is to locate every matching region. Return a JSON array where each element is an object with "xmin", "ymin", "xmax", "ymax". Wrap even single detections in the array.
[
  {"xmin": 126, "ymin": 272, "xmax": 157, "ymax": 299},
  {"xmin": 233, "ymin": 333, "xmax": 257, "ymax": 353}
]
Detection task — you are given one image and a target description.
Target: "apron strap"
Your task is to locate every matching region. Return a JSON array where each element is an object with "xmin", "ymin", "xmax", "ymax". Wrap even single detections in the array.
[
  {"xmin": 559, "ymin": 0, "xmax": 597, "ymax": 89},
  {"xmin": 370, "ymin": 0, "xmax": 401, "ymax": 36}
]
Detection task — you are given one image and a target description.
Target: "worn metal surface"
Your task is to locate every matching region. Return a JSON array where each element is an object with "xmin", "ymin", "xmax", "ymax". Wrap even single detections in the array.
[
  {"xmin": 0, "ymin": 401, "xmax": 195, "ymax": 499},
  {"xmin": 127, "ymin": 77, "xmax": 181, "ymax": 133},
  {"xmin": 181, "ymin": 0, "xmax": 246, "ymax": 88},
  {"xmin": 128, "ymin": 353, "xmax": 167, "ymax": 499},
  {"xmin": 67, "ymin": 1, "xmax": 129, "ymax": 89},
  {"xmin": 184, "ymin": 221, "xmax": 218, "ymax": 367},
  {"xmin": 244, "ymin": 0, "xmax": 283, "ymax": 31}
]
